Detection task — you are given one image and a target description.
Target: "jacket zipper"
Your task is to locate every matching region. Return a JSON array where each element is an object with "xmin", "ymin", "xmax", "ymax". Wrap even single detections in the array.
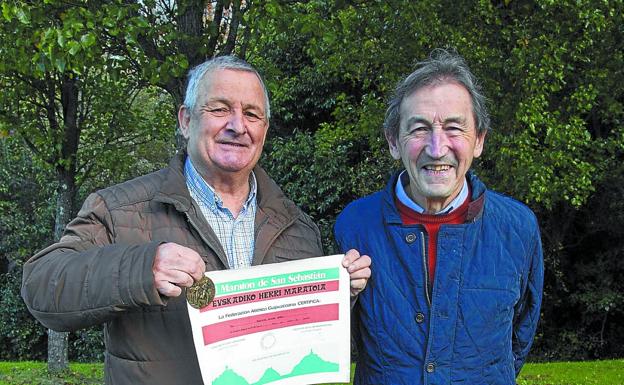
[{"xmin": 421, "ymin": 231, "xmax": 431, "ymax": 306}]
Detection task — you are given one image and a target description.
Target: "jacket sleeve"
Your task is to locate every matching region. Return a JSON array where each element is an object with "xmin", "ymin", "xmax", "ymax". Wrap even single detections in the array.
[
  {"xmin": 21, "ymin": 192, "xmax": 165, "ymax": 332},
  {"xmin": 512, "ymin": 221, "xmax": 544, "ymax": 376}
]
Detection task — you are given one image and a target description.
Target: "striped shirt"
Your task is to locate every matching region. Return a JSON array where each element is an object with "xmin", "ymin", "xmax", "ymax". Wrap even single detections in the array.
[{"xmin": 184, "ymin": 157, "xmax": 257, "ymax": 269}]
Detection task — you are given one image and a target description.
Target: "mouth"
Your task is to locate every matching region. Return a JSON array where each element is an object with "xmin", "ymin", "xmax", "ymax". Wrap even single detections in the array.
[
  {"xmin": 218, "ymin": 141, "xmax": 248, "ymax": 148},
  {"xmin": 423, "ymin": 164, "xmax": 452, "ymax": 172}
]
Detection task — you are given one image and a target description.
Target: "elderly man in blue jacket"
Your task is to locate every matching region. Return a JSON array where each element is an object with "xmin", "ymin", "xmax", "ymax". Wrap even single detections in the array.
[{"xmin": 335, "ymin": 49, "xmax": 544, "ymax": 385}]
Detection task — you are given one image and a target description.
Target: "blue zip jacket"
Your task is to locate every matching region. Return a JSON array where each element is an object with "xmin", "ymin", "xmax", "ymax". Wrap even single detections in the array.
[{"xmin": 335, "ymin": 171, "xmax": 543, "ymax": 385}]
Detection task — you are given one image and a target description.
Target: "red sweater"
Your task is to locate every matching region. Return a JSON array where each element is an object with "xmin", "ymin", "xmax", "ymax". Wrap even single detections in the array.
[{"xmin": 396, "ymin": 195, "xmax": 470, "ymax": 284}]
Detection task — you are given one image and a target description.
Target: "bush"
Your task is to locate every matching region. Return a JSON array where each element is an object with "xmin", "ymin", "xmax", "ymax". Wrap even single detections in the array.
[
  {"xmin": 0, "ymin": 270, "xmax": 105, "ymax": 362},
  {"xmin": 69, "ymin": 328, "xmax": 104, "ymax": 363},
  {"xmin": 263, "ymin": 129, "xmax": 393, "ymax": 254},
  {"xmin": 0, "ymin": 271, "xmax": 46, "ymax": 360}
]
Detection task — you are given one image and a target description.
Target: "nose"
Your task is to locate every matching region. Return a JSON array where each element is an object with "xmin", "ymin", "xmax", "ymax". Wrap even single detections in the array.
[
  {"xmin": 226, "ymin": 109, "xmax": 246, "ymax": 135},
  {"xmin": 425, "ymin": 128, "xmax": 449, "ymax": 159}
]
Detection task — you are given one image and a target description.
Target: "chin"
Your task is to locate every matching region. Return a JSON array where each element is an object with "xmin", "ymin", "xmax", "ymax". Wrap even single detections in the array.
[
  {"xmin": 421, "ymin": 185, "xmax": 453, "ymax": 196},
  {"xmin": 219, "ymin": 165, "xmax": 249, "ymax": 173},
  {"xmin": 213, "ymin": 156, "xmax": 253, "ymax": 170},
  {"xmin": 220, "ymin": 160, "xmax": 257, "ymax": 172}
]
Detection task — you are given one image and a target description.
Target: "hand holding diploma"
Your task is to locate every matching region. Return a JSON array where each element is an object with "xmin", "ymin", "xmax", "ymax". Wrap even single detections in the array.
[{"xmin": 342, "ymin": 249, "xmax": 371, "ymax": 298}]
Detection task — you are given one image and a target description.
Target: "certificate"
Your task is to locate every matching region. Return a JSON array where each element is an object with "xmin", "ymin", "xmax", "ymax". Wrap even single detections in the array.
[{"xmin": 187, "ymin": 254, "xmax": 351, "ymax": 385}]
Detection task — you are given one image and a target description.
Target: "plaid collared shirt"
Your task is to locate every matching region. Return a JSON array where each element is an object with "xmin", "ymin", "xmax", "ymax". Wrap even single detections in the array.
[{"xmin": 184, "ymin": 157, "xmax": 257, "ymax": 269}]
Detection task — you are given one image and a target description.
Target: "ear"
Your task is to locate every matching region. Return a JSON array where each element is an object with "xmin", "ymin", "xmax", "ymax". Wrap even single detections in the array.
[
  {"xmin": 473, "ymin": 130, "xmax": 487, "ymax": 158},
  {"xmin": 385, "ymin": 130, "xmax": 401, "ymax": 160},
  {"xmin": 178, "ymin": 105, "xmax": 192, "ymax": 139},
  {"xmin": 259, "ymin": 120, "xmax": 269, "ymax": 146}
]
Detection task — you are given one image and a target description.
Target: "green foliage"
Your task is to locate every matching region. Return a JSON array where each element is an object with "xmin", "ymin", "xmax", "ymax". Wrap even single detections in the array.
[
  {"xmin": 0, "ymin": 269, "xmax": 103, "ymax": 362},
  {"xmin": 0, "ymin": 272, "xmax": 46, "ymax": 361},
  {"xmin": 0, "ymin": 139, "xmax": 106, "ymax": 362},
  {"xmin": 484, "ymin": 0, "xmax": 623, "ymax": 211},
  {"xmin": 0, "ymin": 0, "xmax": 176, "ymax": 171},
  {"xmin": 263, "ymin": 132, "xmax": 348, "ymax": 253},
  {"xmin": 68, "ymin": 329, "xmax": 104, "ymax": 363},
  {"xmin": 254, "ymin": 0, "xmax": 624, "ymax": 210},
  {"xmin": 0, "ymin": 0, "xmax": 247, "ymax": 367},
  {"xmin": 75, "ymin": 84, "xmax": 176, "ymax": 195},
  {"xmin": 0, "ymin": 140, "xmax": 51, "ymax": 361},
  {"xmin": 263, "ymin": 127, "xmax": 393, "ymax": 254},
  {"xmin": 0, "ymin": 139, "xmax": 55, "ymax": 267},
  {"xmin": 1, "ymin": 0, "xmax": 623, "ymax": 364},
  {"xmin": 253, "ymin": 0, "xmax": 624, "ymax": 360},
  {"xmin": 532, "ymin": 161, "xmax": 624, "ymax": 361},
  {"xmin": 0, "ymin": 1, "xmax": 175, "ymax": 367}
]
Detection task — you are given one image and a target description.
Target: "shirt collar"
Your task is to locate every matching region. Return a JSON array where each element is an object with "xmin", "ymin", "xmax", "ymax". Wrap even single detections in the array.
[
  {"xmin": 395, "ymin": 170, "xmax": 469, "ymax": 215},
  {"xmin": 184, "ymin": 157, "xmax": 257, "ymax": 212}
]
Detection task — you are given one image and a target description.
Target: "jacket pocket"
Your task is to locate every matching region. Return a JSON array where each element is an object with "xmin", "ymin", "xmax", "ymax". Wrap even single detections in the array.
[
  {"xmin": 456, "ymin": 274, "xmax": 520, "ymax": 351},
  {"xmin": 462, "ymin": 273, "xmax": 520, "ymax": 312}
]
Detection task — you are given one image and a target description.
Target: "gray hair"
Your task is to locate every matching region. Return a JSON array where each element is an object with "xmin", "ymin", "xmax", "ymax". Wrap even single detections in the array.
[
  {"xmin": 183, "ymin": 55, "xmax": 271, "ymax": 119},
  {"xmin": 383, "ymin": 49, "xmax": 489, "ymax": 140}
]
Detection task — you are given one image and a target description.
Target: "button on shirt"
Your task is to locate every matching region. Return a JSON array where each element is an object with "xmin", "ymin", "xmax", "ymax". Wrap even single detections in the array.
[{"xmin": 184, "ymin": 157, "xmax": 257, "ymax": 270}]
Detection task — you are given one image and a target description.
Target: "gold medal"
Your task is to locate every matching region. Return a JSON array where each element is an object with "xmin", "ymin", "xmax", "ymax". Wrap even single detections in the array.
[{"xmin": 187, "ymin": 276, "xmax": 215, "ymax": 309}]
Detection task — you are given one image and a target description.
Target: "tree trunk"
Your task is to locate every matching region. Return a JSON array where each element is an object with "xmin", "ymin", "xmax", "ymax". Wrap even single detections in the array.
[
  {"xmin": 47, "ymin": 330, "xmax": 69, "ymax": 373},
  {"xmin": 47, "ymin": 174, "xmax": 75, "ymax": 373},
  {"xmin": 47, "ymin": 75, "xmax": 80, "ymax": 373}
]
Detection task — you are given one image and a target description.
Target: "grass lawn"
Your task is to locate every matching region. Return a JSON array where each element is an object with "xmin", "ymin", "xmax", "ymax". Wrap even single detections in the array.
[
  {"xmin": 0, "ymin": 359, "xmax": 623, "ymax": 384},
  {"xmin": 0, "ymin": 361, "xmax": 103, "ymax": 385},
  {"xmin": 517, "ymin": 359, "xmax": 624, "ymax": 385}
]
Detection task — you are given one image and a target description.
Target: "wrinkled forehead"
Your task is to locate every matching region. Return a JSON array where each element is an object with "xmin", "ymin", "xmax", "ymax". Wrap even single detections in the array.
[
  {"xmin": 197, "ymin": 69, "xmax": 267, "ymax": 107},
  {"xmin": 399, "ymin": 81, "xmax": 475, "ymax": 124}
]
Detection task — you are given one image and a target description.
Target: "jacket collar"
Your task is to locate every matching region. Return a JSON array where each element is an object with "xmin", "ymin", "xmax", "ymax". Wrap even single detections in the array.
[
  {"xmin": 382, "ymin": 170, "xmax": 486, "ymax": 225},
  {"xmin": 153, "ymin": 152, "xmax": 193, "ymax": 212}
]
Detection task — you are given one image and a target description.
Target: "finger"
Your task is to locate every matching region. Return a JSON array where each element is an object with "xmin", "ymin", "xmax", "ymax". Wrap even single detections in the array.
[
  {"xmin": 349, "ymin": 267, "xmax": 371, "ymax": 280},
  {"xmin": 164, "ymin": 256, "xmax": 205, "ymax": 283},
  {"xmin": 346, "ymin": 254, "xmax": 371, "ymax": 273},
  {"xmin": 350, "ymin": 277, "xmax": 367, "ymax": 289},
  {"xmin": 155, "ymin": 280, "xmax": 183, "ymax": 298},
  {"xmin": 350, "ymin": 278, "xmax": 368, "ymax": 296},
  {"xmin": 154, "ymin": 269, "xmax": 195, "ymax": 289},
  {"xmin": 186, "ymin": 258, "xmax": 206, "ymax": 282},
  {"xmin": 155, "ymin": 243, "xmax": 205, "ymax": 281},
  {"xmin": 177, "ymin": 247, "xmax": 205, "ymax": 281},
  {"xmin": 342, "ymin": 249, "xmax": 361, "ymax": 268}
]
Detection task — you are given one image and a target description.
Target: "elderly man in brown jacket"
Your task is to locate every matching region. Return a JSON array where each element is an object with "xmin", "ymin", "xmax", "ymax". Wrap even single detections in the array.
[{"xmin": 21, "ymin": 56, "xmax": 371, "ymax": 385}]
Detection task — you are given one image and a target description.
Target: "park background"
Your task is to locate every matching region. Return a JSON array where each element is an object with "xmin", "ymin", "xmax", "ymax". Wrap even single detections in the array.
[{"xmin": 0, "ymin": 0, "xmax": 623, "ymax": 382}]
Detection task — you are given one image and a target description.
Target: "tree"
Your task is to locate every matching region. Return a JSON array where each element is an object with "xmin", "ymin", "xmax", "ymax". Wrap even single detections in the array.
[
  {"xmin": 3, "ymin": 0, "xmax": 622, "ymax": 364},
  {"xmin": 251, "ymin": 0, "xmax": 624, "ymax": 358},
  {"xmin": 104, "ymin": 0, "xmax": 255, "ymax": 138},
  {"xmin": 0, "ymin": 0, "xmax": 174, "ymax": 371},
  {"xmin": 1, "ymin": 0, "xmax": 268, "ymax": 370},
  {"xmin": 1, "ymin": 0, "xmax": 341, "ymax": 368}
]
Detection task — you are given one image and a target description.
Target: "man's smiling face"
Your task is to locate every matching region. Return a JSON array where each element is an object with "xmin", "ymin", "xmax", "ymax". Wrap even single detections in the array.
[
  {"xmin": 387, "ymin": 81, "xmax": 486, "ymax": 213},
  {"xmin": 180, "ymin": 68, "xmax": 268, "ymax": 181}
]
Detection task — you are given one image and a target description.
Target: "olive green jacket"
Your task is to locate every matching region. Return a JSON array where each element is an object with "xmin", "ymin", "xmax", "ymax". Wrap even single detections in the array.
[{"xmin": 21, "ymin": 153, "xmax": 323, "ymax": 384}]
